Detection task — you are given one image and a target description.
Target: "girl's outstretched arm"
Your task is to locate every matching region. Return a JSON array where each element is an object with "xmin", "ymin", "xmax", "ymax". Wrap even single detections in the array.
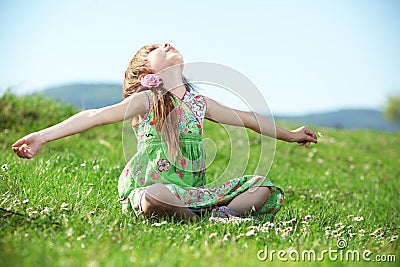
[
  {"xmin": 204, "ymin": 96, "xmax": 317, "ymax": 146},
  {"xmin": 12, "ymin": 91, "xmax": 149, "ymax": 159}
]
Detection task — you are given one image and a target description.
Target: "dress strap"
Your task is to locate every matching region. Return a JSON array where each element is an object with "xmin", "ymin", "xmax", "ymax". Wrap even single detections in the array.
[{"xmin": 145, "ymin": 90, "xmax": 154, "ymax": 110}]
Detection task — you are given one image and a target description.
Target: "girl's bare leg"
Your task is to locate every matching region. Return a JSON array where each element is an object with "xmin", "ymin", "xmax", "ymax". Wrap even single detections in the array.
[
  {"xmin": 227, "ymin": 186, "xmax": 273, "ymax": 216},
  {"xmin": 140, "ymin": 183, "xmax": 199, "ymax": 220}
]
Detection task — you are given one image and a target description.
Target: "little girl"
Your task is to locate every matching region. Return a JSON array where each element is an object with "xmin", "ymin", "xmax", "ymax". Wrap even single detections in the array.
[{"xmin": 12, "ymin": 43, "xmax": 317, "ymax": 222}]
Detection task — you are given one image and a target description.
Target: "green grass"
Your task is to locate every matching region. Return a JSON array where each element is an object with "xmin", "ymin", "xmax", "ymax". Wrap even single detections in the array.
[{"xmin": 0, "ymin": 92, "xmax": 399, "ymax": 266}]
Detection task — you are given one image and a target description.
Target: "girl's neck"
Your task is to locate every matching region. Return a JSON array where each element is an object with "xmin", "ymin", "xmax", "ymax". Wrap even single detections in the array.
[{"xmin": 158, "ymin": 69, "xmax": 186, "ymax": 98}]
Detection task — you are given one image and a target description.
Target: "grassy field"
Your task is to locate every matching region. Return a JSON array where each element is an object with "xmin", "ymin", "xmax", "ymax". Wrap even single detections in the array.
[{"xmin": 0, "ymin": 91, "xmax": 399, "ymax": 266}]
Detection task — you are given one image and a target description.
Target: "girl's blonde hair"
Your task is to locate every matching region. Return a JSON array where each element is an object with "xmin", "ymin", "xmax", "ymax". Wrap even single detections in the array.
[{"xmin": 123, "ymin": 44, "xmax": 191, "ymax": 159}]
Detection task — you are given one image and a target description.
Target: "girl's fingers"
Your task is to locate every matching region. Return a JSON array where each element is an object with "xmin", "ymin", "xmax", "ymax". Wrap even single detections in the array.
[
  {"xmin": 308, "ymin": 135, "xmax": 318, "ymax": 143},
  {"xmin": 17, "ymin": 149, "xmax": 26, "ymax": 158},
  {"xmin": 311, "ymin": 131, "xmax": 317, "ymax": 139},
  {"xmin": 15, "ymin": 146, "xmax": 30, "ymax": 158},
  {"xmin": 294, "ymin": 127, "xmax": 318, "ymax": 148},
  {"xmin": 12, "ymin": 141, "xmax": 36, "ymax": 159},
  {"xmin": 298, "ymin": 137, "xmax": 315, "ymax": 147},
  {"xmin": 16, "ymin": 150, "xmax": 25, "ymax": 158},
  {"xmin": 304, "ymin": 128, "xmax": 317, "ymax": 141},
  {"xmin": 304, "ymin": 131, "xmax": 317, "ymax": 143},
  {"xmin": 12, "ymin": 138, "xmax": 26, "ymax": 148},
  {"xmin": 12, "ymin": 144, "xmax": 21, "ymax": 151}
]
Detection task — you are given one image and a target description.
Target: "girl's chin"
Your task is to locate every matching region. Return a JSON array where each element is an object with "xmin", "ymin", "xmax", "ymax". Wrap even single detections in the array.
[
  {"xmin": 169, "ymin": 54, "xmax": 184, "ymax": 64},
  {"xmin": 168, "ymin": 59, "xmax": 184, "ymax": 68}
]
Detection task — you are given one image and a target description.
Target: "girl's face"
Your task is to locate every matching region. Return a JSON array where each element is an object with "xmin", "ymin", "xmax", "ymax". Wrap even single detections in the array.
[{"xmin": 146, "ymin": 43, "xmax": 184, "ymax": 73}]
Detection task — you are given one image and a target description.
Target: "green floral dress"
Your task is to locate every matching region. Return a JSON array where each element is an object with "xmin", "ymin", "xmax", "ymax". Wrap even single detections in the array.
[{"xmin": 118, "ymin": 89, "xmax": 284, "ymax": 222}]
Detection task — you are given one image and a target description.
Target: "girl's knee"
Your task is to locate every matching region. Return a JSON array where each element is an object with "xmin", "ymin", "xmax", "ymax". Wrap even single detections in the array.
[
  {"xmin": 146, "ymin": 183, "xmax": 169, "ymax": 199},
  {"xmin": 264, "ymin": 186, "xmax": 273, "ymax": 199},
  {"xmin": 249, "ymin": 186, "xmax": 272, "ymax": 198},
  {"xmin": 141, "ymin": 183, "xmax": 171, "ymax": 214},
  {"xmin": 250, "ymin": 186, "xmax": 273, "ymax": 211}
]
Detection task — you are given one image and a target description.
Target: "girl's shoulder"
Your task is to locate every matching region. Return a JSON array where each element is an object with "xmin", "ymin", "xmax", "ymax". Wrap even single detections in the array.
[
  {"xmin": 124, "ymin": 90, "xmax": 152, "ymax": 117},
  {"xmin": 125, "ymin": 90, "xmax": 151, "ymax": 100},
  {"xmin": 133, "ymin": 90, "xmax": 153, "ymax": 109}
]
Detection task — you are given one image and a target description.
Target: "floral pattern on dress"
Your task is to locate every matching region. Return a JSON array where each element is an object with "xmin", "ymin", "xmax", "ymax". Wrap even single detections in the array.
[
  {"xmin": 151, "ymin": 171, "xmax": 160, "ymax": 180},
  {"xmin": 157, "ymin": 158, "xmax": 170, "ymax": 172},
  {"xmin": 179, "ymin": 157, "xmax": 187, "ymax": 167},
  {"xmin": 180, "ymin": 91, "xmax": 206, "ymax": 127},
  {"xmin": 134, "ymin": 165, "xmax": 142, "ymax": 176},
  {"xmin": 187, "ymin": 95, "xmax": 206, "ymax": 122}
]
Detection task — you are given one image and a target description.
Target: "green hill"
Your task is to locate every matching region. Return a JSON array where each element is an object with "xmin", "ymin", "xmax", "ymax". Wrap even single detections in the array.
[
  {"xmin": 41, "ymin": 83, "xmax": 123, "ymax": 109},
  {"xmin": 37, "ymin": 83, "xmax": 398, "ymax": 131},
  {"xmin": 275, "ymin": 109, "xmax": 398, "ymax": 132}
]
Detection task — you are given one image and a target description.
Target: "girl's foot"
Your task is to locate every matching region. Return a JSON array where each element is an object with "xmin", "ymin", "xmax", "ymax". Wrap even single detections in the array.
[
  {"xmin": 210, "ymin": 206, "xmax": 239, "ymax": 218},
  {"xmin": 209, "ymin": 206, "xmax": 261, "ymax": 223}
]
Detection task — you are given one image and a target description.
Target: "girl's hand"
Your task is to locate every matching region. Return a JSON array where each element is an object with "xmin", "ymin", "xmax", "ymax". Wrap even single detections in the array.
[
  {"xmin": 290, "ymin": 126, "xmax": 318, "ymax": 147},
  {"xmin": 12, "ymin": 133, "xmax": 45, "ymax": 159}
]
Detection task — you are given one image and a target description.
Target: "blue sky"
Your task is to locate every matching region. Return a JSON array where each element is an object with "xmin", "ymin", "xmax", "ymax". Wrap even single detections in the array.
[{"xmin": 0, "ymin": 0, "xmax": 399, "ymax": 115}]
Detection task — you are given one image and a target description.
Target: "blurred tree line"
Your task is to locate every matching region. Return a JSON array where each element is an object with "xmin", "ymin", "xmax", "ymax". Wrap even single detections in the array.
[{"xmin": 385, "ymin": 94, "xmax": 400, "ymax": 126}]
